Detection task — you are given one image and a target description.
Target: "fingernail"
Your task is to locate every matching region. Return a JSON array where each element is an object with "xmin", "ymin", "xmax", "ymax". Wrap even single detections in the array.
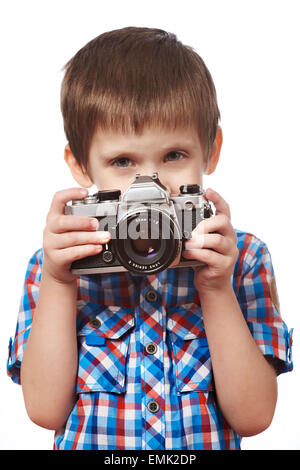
[
  {"xmin": 91, "ymin": 219, "xmax": 99, "ymax": 229},
  {"xmin": 185, "ymin": 241, "xmax": 193, "ymax": 249},
  {"xmin": 80, "ymin": 189, "xmax": 88, "ymax": 195},
  {"xmin": 98, "ymin": 231, "xmax": 110, "ymax": 242}
]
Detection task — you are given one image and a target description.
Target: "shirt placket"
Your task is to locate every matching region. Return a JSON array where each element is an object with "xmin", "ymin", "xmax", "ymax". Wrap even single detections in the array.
[{"xmin": 139, "ymin": 274, "xmax": 166, "ymax": 450}]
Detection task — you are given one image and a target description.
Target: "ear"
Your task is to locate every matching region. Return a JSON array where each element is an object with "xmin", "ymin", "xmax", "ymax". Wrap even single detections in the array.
[
  {"xmin": 64, "ymin": 144, "xmax": 94, "ymax": 188},
  {"xmin": 204, "ymin": 126, "xmax": 223, "ymax": 175}
]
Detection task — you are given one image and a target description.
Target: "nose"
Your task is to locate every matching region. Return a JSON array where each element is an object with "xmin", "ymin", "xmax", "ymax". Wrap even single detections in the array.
[
  {"xmin": 153, "ymin": 175, "xmax": 172, "ymax": 195},
  {"xmin": 165, "ymin": 184, "xmax": 172, "ymax": 194},
  {"xmin": 160, "ymin": 180, "xmax": 172, "ymax": 195}
]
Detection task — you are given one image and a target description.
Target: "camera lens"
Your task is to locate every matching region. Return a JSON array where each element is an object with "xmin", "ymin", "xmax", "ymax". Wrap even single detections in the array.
[
  {"xmin": 130, "ymin": 238, "xmax": 161, "ymax": 258},
  {"xmin": 114, "ymin": 208, "xmax": 181, "ymax": 274}
]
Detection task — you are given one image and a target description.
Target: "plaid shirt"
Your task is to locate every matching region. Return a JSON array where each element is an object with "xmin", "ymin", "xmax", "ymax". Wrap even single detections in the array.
[{"xmin": 7, "ymin": 229, "xmax": 293, "ymax": 450}]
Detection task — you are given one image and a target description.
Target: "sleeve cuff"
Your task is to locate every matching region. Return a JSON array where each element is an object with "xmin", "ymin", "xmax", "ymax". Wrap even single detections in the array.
[
  {"xmin": 247, "ymin": 322, "xmax": 293, "ymax": 375},
  {"xmin": 7, "ymin": 336, "xmax": 22, "ymax": 385}
]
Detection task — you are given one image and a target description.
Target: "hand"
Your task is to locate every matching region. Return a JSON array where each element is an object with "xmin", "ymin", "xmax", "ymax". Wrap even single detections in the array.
[
  {"xmin": 182, "ymin": 188, "xmax": 238, "ymax": 294},
  {"xmin": 42, "ymin": 188, "xmax": 111, "ymax": 284}
]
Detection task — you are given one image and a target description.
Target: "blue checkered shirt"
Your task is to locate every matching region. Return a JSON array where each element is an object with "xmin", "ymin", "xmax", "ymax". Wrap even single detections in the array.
[{"xmin": 7, "ymin": 229, "xmax": 293, "ymax": 450}]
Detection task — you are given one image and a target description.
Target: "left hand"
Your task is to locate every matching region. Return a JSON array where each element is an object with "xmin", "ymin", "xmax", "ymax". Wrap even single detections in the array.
[{"xmin": 183, "ymin": 188, "xmax": 239, "ymax": 294}]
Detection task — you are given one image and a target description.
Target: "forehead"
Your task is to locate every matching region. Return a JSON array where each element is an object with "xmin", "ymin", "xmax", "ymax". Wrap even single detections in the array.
[{"xmin": 89, "ymin": 125, "xmax": 203, "ymax": 157}]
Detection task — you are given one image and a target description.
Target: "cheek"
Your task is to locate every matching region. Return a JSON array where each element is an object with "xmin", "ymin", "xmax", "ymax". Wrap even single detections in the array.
[
  {"xmin": 174, "ymin": 164, "xmax": 203, "ymax": 186},
  {"xmin": 94, "ymin": 173, "xmax": 133, "ymax": 194}
]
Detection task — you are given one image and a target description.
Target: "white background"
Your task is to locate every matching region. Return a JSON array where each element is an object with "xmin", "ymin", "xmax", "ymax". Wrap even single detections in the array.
[{"xmin": 0, "ymin": 0, "xmax": 299, "ymax": 450}]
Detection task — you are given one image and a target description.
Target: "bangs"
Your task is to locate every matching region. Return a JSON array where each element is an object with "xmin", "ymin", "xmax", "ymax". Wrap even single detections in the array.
[{"xmin": 93, "ymin": 87, "xmax": 203, "ymax": 135}]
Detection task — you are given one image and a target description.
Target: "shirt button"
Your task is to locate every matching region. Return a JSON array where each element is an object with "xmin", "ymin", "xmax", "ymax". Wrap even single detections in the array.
[
  {"xmin": 147, "ymin": 400, "xmax": 160, "ymax": 413},
  {"xmin": 145, "ymin": 343, "xmax": 158, "ymax": 355},
  {"xmin": 145, "ymin": 290, "xmax": 158, "ymax": 302},
  {"xmin": 89, "ymin": 318, "xmax": 101, "ymax": 329}
]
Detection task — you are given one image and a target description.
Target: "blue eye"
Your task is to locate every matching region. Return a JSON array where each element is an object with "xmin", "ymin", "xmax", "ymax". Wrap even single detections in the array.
[
  {"xmin": 112, "ymin": 152, "xmax": 186, "ymax": 168},
  {"xmin": 165, "ymin": 152, "xmax": 185, "ymax": 162},
  {"xmin": 113, "ymin": 158, "xmax": 132, "ymax": 168}
]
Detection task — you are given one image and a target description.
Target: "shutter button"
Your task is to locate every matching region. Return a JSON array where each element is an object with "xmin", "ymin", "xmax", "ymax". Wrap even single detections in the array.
[
  {"xmin": 145, "ymin": 343, "xmax": 158, "ymax": 355},
  {"xmin": 89, "ymin": 318, "xmax": 101, "ymax": 329},
  {"xmin": 147, "ymin": 400, "xmax": 160, "ymax": 413},
  {"xmin": 145, "ymin": 290, "xmax": 158, "ymax": 302}
]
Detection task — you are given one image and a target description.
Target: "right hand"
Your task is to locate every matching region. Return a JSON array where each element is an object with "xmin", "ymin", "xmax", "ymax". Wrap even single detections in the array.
[{"xmin": 42, "ymin": 188, "xmax": 111, "ymax": 284}]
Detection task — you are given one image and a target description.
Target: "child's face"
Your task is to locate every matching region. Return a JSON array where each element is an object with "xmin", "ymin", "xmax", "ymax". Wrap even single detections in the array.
[{"xmin": 65, "ymin": 126, "xmax": 222, "ymax": 195}]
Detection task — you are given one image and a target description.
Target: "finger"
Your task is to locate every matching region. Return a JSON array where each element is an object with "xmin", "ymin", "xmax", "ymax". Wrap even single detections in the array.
[
  {"xmin": 185, "ymin": 233, "xmax": 231, "ymax": 255},
  {"xmin": 50, "ymin": 188, "xmax": 88, "ymax": 214},
  {"xmin": 205, "ymin": 188, "xmax": 231, "ymax": 218},
  {"xmin": 48, "ymin": 215, "xmax": 100, "ymax": 234},
  {"xmin": 182, "ymin": 247, "xmax": 220, "ymax": 266},
  {"xmin": 192, "ymin": 214, "xmax": 232, "ymax": 237},
  {"xmin": 52, "ymin": 230, "xmax": 111, "ymax": 249},
  {"xmin": 56, "ymin": 244, "xmax": 103, "ymax": 265}
]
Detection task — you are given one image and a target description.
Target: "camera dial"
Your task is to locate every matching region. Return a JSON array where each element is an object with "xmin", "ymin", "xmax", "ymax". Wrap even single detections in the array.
[
  {"xmin": 179, "ymin": 184, "xmax": 202, "ymax": 195},
  {"xmin": 96, "ymin": 189, "xmax": 121, "ymax": 202}
]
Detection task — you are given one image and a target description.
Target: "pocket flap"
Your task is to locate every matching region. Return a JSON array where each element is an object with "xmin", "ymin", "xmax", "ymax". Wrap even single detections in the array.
[
  {"xmin": 77, "ymin": 302, "xmax": 135, "ymax": 340},
  {"xmin": 166, "ymin": 303, "xmax": 213, "ymax": 393},
  {"xmin": 166, "ymin": 303, "xmax": 208, "ymax": 345}
]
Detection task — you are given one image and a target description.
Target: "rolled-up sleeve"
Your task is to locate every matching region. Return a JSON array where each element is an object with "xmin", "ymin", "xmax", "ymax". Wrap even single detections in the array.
[
  {"xmin": 235, "ymin": 233, "xmax": 293, "ymax": 375},
  {"xmin": 7, "ymin": 249, "xmax": 43, "ymax": 384}
]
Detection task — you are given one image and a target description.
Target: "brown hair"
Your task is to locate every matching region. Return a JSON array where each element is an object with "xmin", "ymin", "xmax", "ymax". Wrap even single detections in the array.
[{"xmin": 61, "ymin": 26, "xmax": 220, "ymax": 171}]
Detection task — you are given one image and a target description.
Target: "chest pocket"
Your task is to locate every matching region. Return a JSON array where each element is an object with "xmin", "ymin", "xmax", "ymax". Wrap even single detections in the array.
[
  {"xmin": 77, "ymin": 302, "xmax": 135, "ymax": 394},
  {"xmin": 166, "ymin": 303, "xmax": 214, "ymax": 394}
]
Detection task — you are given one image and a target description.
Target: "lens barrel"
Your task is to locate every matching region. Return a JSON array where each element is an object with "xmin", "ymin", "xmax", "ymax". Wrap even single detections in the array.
[{"xmin": 114, "ymin": 208, "xmax": 181, "ymax": 274}]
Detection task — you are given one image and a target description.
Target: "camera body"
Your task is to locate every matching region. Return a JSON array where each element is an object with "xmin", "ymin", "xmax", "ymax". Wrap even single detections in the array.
[{"xmin": 65, "ymin": 173, "xmax": 214, "ymax": 275}]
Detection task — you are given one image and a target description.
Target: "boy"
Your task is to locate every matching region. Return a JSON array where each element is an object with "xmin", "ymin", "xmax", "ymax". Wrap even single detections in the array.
[{"xmin": 7, "ymin": 27, "xmax": 293, "ymax": 450}]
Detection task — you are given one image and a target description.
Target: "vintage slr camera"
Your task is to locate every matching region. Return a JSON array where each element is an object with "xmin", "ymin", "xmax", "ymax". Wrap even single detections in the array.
[{"xmin": 65, "ymin": 173, "xmax": 214, "ymax": 275}]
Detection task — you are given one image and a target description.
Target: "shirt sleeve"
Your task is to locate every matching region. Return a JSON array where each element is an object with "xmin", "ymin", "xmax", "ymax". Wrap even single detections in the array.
[
  {"xmin": 7, "ymin": 249, "xmax": 43, "ymax": 384},
  {"xmin": 235, "ymin": 233, "xmax": 293, "ymax": 376}
]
